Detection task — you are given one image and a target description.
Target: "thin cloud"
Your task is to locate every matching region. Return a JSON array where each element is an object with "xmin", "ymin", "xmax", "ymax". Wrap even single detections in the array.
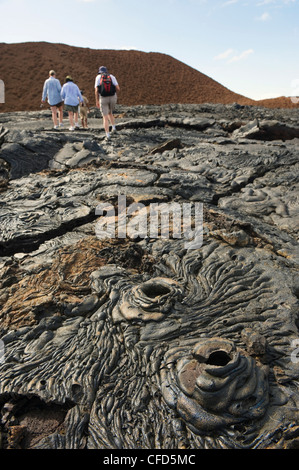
[
  {"xmin": 214, "ymin": 48, "xmax": 254, "ymax": 63},
  {"xmin": 222, "ymin": 0, "xmax": 239, "ymax": 6},
  {"xmin": 214, "ymin": 48, "xmax": 234, "ymax": 60},
  {"xmin": 257, "ymin": 0, "xmax": 275, "ymax": 5},
  {"xmin": 227, "ymin": 49, "xmax": 254, "ymax": 63},
  {"xmin": 256, "ymin": 11, "xmax": 271, "ymax": 20},
  {"xmin": 257, "ymin": 0, "xmax": 296, "ymax": 5}
]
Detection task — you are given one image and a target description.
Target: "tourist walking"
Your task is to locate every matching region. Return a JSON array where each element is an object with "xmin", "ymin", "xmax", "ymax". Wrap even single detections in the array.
[
  {"xmin": 61, "ymin": 76, "xmax": 84, "ymax": 131},
  {"xmin": 41, "ymin": 70, "xmax": 64, "ymax": 129},
  {"xmin": 94, "ymin": 66, "xmax": 120, "ymax": 140}
]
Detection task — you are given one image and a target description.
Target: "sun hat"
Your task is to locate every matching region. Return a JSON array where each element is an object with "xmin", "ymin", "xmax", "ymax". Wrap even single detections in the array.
[{"xmin": 66, "ymin": 75, "xmax": 73, "ymax": 81}]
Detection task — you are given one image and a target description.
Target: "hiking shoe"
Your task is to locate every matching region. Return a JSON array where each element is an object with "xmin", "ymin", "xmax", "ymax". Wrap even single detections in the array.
[
  {"xmin": 69, "ymin": 126, "xmax": 75, "ymax": 131},
  {"xmin": 59, "ymin": 122, "xmax": 64, "ymax": 127},
  {"xmin": 54, "ymin": 125, "xmax": 59, "ymax": 130},
  {"xmin": 111, "ymin": 127, "xmax": 117, "ymax": 134}
]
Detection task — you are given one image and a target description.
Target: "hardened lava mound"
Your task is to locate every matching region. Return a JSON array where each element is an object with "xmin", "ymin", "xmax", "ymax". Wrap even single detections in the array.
[{"xmin": 161, "ymin": 337, "xmax": 269, "ymax": 435}]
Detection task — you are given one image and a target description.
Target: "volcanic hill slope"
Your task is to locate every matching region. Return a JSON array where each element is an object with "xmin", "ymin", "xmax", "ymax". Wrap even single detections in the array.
[{"xmin": 0, "ymin": 42, "xmax": 297, "ymax": 113}]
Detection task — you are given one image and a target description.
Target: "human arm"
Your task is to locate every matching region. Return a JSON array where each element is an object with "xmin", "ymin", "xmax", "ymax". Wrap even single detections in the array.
[
  {"xmin": 94, "ymin": 75, "xmax": 100, "ymax": 108},
  {"xmin": 41, "ymin": 81, "xmax": 48, "ymax": 103},
  {"xmin": 95, "ymin": 86, "xmax": 100, "ymax": 108},
  {"xmin": 112, "ymin": 75, "xmax": 120, "ymax": 94},
  {"xmin": 95, "ymin": 91, "xmax": 100, "ymax": 107},
  {"xmin": 60, "ymin": 85, "xmax": 65, "ymax": 101}
]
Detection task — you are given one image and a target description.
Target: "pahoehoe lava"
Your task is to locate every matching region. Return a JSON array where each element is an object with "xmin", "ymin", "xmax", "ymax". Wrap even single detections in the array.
[{"xmin": 0, "ymin": 102, "xmax": 299, "ymax": 449}]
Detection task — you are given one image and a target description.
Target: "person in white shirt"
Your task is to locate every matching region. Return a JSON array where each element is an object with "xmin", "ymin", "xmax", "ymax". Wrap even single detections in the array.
[{"xmin": 94, "ymin": 66, "xmax": 120, "ymax": 140}]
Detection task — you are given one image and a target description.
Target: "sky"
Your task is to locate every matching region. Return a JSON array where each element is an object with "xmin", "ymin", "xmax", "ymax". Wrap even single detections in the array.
[{"xmin": 0, "ymin": 0, "xmax": 298, "ymax": 101}]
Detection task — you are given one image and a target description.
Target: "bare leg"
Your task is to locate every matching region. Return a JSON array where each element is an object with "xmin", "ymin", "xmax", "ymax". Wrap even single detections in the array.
[
  {"xmin": 51, "ymin": 106, "xmax": 58, "ymax": 127},
  {"xmin": 58, "ymin": 106, "xmax": 63, "ymax": 124},
  {"xmin": 108, "ymin": 113, "xmax": 115, "ymax": 127},
  {"xmin": 103, "ymin": 115, "xmax": 110, "ymax": 134},
  {"xmin": 68, "ymin": 111, "xmax": 74, "ymax": 128}
]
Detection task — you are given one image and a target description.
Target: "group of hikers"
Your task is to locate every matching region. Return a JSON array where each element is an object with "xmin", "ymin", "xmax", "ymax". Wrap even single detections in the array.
[{"xmin": 41, "ymin": 67, "xmax": 120, "ymax": 140}]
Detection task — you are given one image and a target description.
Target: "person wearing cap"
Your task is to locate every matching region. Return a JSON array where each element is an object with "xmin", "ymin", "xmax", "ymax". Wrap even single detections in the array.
[
  {"xmin": 61, "ymin": 76, "xmax": 84, "ymax": 131},
  {"xmin": 94, "ymin": 66, "xmax": 120, "ymax": 140},
  {"xmin": 41, "ymin": 70, "xmax": 64, "ymax": 129}
]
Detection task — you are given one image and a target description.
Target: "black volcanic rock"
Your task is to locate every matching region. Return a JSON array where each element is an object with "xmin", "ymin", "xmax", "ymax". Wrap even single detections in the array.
[
  {"xmin": 0, "ymin": 103, "xmax": 298, "ymax": 450},
  {"xmin": 232, "ymin": 119, "xmax": 299, "ymax": 141}
]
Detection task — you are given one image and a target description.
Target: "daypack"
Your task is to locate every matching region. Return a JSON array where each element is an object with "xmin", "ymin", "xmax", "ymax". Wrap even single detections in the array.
[{"xmin": 97, "ymin": 73, "xmax": 116, "ymax": 97}]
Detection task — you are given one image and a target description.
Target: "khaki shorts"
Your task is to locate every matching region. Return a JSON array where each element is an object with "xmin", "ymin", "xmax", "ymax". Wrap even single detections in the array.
[
  {"xmin": 100, "ymin": 94, "xmax": 117, "ymax": 116},
  {"xmin": 65, "ymin": 104, "xmax": 78, "ymax": 113},
  {"xmin": 80, "ymin": 107, "xmax": 88, "ymax": 118}
]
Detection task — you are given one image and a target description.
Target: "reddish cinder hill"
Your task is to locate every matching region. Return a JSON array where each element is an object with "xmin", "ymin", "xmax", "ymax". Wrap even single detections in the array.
[{"xmin": 0, "ymin": 42, "xmax": 297, "ymax": 112}]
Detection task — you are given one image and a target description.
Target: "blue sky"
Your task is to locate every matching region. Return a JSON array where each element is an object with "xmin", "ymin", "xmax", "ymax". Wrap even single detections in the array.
[{"xmin": 0, "ymin": 0, "xmax": 298, "ymax": 100}]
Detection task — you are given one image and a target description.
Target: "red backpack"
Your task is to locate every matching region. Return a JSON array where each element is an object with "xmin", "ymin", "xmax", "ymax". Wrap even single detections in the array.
[{"xmin": 97, "ymin": 73, "xmax": 116, "ymax": 97}]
